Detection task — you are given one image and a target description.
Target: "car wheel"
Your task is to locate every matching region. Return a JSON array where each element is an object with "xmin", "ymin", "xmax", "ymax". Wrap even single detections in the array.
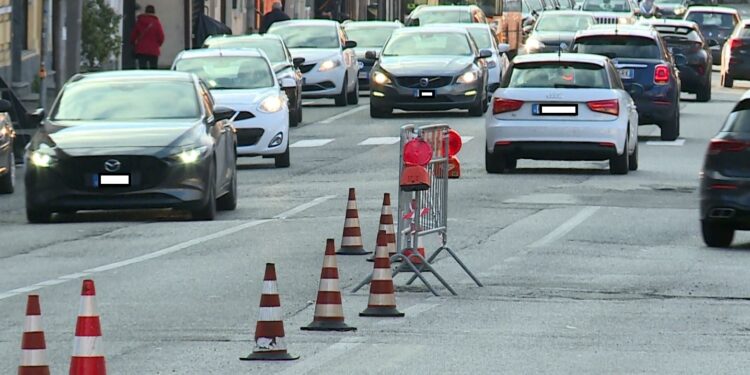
[
  {"xmin": 347, "ymin": 77, "xmax": 359, "ymax": 105},
  {"xmin": 696, "ymin": 85, "xmax": 711, "ymax": 102},
  {"xmin": 701, "ymin": 220, "xmax": 734, "ymax": 247},
  {"xmin": 370, "ymin": 104, "xmax": 392, "ymax": 118},
  {"xmin": 468, "ymin": 97, "xmax": 485, "ymax": 117},
  {"xmin": 0, "ymin": 150, "xmax": 15, "ymax": 194},
  {"xmin": 289, "ymin": 108, "xmax": 299, "ymax": 128},
  {"xmin": 26, "ymin": 205, "xmax": 51, "ymax": 223},
  {"xmin": 191, "ymin": 163, "xmax": 217, "ymax": 221},
  {"xmin": 609, "ymin": 137, "xmax": 629, "ymax": 175},
  {"xmin": 485, "ymin": 148, "xmax": 509, "ymax": 174},
  {"xmin": 334, "ymin": 74, "xmax": 349, "ymax": 107},
  {"xmin": 628, "ymin": 140, "xmax": 639, "ymax": 171},
  {"xmin": 216, "ymin": 159, "xmax": 237, "ymax": 211},
  {"xmin": 275, "ymin": 146, "xmax": 290, "ymax": 168},
  {"xmin": 660, "ymin": 109, "xmax": 679, "ymax": 141},
  {"xmin": 721, "ymin": 73, "xmax": 734, "ymax": 88}
]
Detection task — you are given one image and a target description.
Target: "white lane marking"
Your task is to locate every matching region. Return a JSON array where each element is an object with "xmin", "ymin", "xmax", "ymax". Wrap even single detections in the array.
[
  {"xmin": 529, "ymin": 206, "xmax": 600, "ymax": 249},
  {"xmin": 290, "ymin": 139, "xmax": 335, "ymax": 148},
  {"xmin": 0, "ymin": 196, "xmax": 334, "ymax": 302},
  {"xmin": 646, "ymin": 139, "xmax": 685, "ymax": 146},
  {"xmin": 358, "ymin": 137, "xmax": 400, "ymax": 146},
  {"xmin": 318, "ymin": 105, "xmax": 367, "ymax": 124},
  {"xmin": 278, "ymin": 337, "xmax": 366, "ymax": 375},
  {"xmin": 461, "ymin": 136, "xmax": 474, "ymax": 144}
]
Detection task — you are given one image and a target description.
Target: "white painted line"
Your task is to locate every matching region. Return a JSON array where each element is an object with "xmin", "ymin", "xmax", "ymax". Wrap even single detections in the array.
[
  {"xmin": 461, "ymin": 136, "xmax": 474, "ymax": 144},
  {"xmin": 358, "ymin": 137, "xmax": 400, "ymax": 146},
  {"xmin": 0, "ymin": 196, "xmax": 334, "ymax": 302},
  {"xmin": 290, "ymin": 139, "xmax": 335, "ymax": 148},
  {"xmin": 646, "ymin": 139, "xmax": 685, "ymax": 146},
  {"xmin": 529, "ymin": 206, "xmax": 600, "ymax": 248},
  {"xmin": 278, "ymin": 337, "xmax": 366, "ymax": 375},
  {"xmin": 318, "ymin": 105, "xmax": 367, "ymax": 124}
]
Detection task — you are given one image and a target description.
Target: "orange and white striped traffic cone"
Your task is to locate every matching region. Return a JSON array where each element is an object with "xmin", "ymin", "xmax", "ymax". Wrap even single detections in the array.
[
  {"xmin": 398, "ymin": 236, "xmax": 429, "ymax": 273},
  {"xmin": 302, "ymin": 239, "xmax": 356, "ymax": 332},
  {"xmin": 70, "ymin": 279, "xmax": 106, "ymax": 375},
  {"xmin": 241, "ymin": 263, "xmax": 299, "ymax": 361},
  {"xmin": 360, "ymin": 230, "xmax": 404, "ymax": 318},
  {"xmin": 337, "ymin": 188, "xmax": 371, "ymax": 256},
  {"xmin": 368, "ymin": 193, "xmax": 398, "ymax": 262},
  {"xmin": 18, "ymin": 295, "xmax": 50, "ymax": 375}
]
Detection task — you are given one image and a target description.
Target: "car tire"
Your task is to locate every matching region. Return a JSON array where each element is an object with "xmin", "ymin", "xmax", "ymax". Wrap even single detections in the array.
[
  {"xmin": 0, "ymin": 150, "xmax": 15, "ymax": 194},
  {"xmin": 701, "ymin": 221, "xmax": 734, "ymax": 247},
  {"xmin": 609, "ymin": 137, "xmax": 629, "ymax": 175},
  {"xmin": 628, "ymin": 140, "xmax": 639, "ymax": 171},
  {"xmin": 660, "ymin": 109, "xmax": 679, "ymax": 141},
  {"xmin": 26, "ymin": 205, "xmax": 51, "ymax": 224},
  {"xmin": 485, "ymin": 148, "xmax": 509, "ymax": 174},
  {"xmin": 216, "ymin": 159, "xmax": 237, "ymax": 211},
  {"xmin": 696, "ymin": 85, "xmax": 711, "ymax": 102},
  {"xmin": 334, "ymin": 74, "xmax": 349, "ymax": 107},
  {"xmin": 721, "ymin": 73, "xmax": 734, "ymax": 88},
  {"xmin": 275, "ymin": 146, "xmax": 290, "ymax": 168},
  {"xmin": 191, "ymin": 163, "xmax": 217, "ymax": 221},
  {"xmin": 468, "ymin": 97, "xmax": 485, "ymax": 117},
  {"xmin": 370, "ymin": 104, "xmax": 392, "ymax": 118},
  {"xmin": 347, "ymin": 77, "xmax": 359, "ymax": 105},
  {"xmin": 289, "ymin": 108, "xmax": 299, "ymax": 128}
]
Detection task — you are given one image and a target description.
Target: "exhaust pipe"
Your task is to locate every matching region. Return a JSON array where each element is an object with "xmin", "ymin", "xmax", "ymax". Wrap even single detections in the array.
[{"xmin": 709, "ymin": 208, "xmax": 736, "ymax": 219}]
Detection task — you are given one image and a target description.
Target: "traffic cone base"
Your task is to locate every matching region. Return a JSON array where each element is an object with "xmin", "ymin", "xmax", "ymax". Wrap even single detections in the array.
[
  {"xmin": 360, "ymin": 306, "xmax": 404, "ymax": 317},
  {"xmin": 336, "ymin": 246, "xmax": 371, "ymax": 255},
  {"xmin": 301, "ymin": 319, "xmax": 357, "ymax": 332},
  {"xmin": 19, "ymin": 366, "xmax": 50, "ymax": 375},
  {"xmin": 241, "ymin": 351, "xmax": 300, "ymax": 361}
]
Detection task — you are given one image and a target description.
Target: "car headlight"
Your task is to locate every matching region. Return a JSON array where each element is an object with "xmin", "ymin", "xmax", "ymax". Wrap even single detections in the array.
[
  {"xmin": 372, "ymin": 71, "xmax": 392, "ymax": 85},
  {"xmin": 174, "ymin": 145, "xmax": 209, "ymax": 164},
  {"xmin": 29, "ymin": 151, "xmax": 55, "ymax": 168},
  {"xmin": 457, "ymin": 71, "xmax": 479, "ymax": 84},
  {"xmin": 674, "ymin": 6, "xmax": 686, "ymax": 15},
  {"xmin": 318, "ymin": 59, "xmax": 341, "ymax": 72},
  {"xmin": 618, "ymin": 16, "xmax": 631, "ymax": 24},
  {"xmin": 526, "ymin": 38, "xmax": 545, "ymax": 51},
  {"xmin": 0, "ymin": 126, "xmax": 7, "ymax": 140},
  {"xmin": 259, "ymin": 95, "xmax": 285, "ymax": 113}
]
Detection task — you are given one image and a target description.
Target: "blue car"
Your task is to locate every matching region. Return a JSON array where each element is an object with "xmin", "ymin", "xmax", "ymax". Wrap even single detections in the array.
[{"xmin": 572, "ymin": 25, "xmax": 682, "ymax": 141}]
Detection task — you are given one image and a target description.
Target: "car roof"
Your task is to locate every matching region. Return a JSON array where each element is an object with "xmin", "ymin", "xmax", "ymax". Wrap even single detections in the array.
[
  {"xmin": 429, "ymin": 22, "xmax": 493, "ymax": 32},
  {"xmin": 206, "ymin": 34, "xmax": 284, "ymax": 42},
  {"xmin": 512, "ymin": 52, "xmax": 611, "ymax": 66},
  {"xmin": 270, "ymin": 19, "xmax": 339, "ymax": 28},
  {"xmin": 394, "ymin": 25, "xmax": 472, "ymax": 34},
  {"xmin": 576, "ymin": 25, "xmax": 659, "ymax": 39},
  {"xmin": 414, "ymin": 5, "xmax": 478, "ymax": 12},
  {"xmin": 639, "ymin": 19, "xmax": 699, "ymax": 29},
  {"xmin": 685, "ymin": 6, "xmax": 738, "ymax": 14},
  {"xmin": 72, "ymin": 70, "xmax": 195, "ymax": 83},
  {"xmin": 176, "ymin": 48, "xmax": 269, "ymax": 60},
  {"xmin": 343, "ymin": 20, "xmax": 403, "ymax": 29},
  {"xmin": 538, "ymin": 10, "xmax": 596, "ymax": 17}
]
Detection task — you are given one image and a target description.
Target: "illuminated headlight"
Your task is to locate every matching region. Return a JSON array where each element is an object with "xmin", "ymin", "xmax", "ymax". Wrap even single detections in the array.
[
  {"xmin": 0, "ymin": 126, "xmax": 7, "ymax": 139},
  {"xmin": 618, "ymin": 17, "xmax": 631, "ymax": 24},
  {"xmin": 259, "ymin": 96, "xmax": 284, "ymax": 113},
  {"xmin": 674, "ymin": 6, "xmax": 686, "ymax": 15},
  {"xmin": 372, "ymin": 71, "xmax": 392, "ymax": 85},
  {"xmin": 29, "ymin": 151, "xmax": 54, "ymax": 168},
  {"xmin": 457, "ymin": 71, "xmax": 478, "ymax": 84},
  {"xmin": 525, "ymin": 38, "xmax": 545, "ymax": 51},
  {"xmin": 318, "ymin": 59, "xmax": 341, "ymax": 72},
  {"xmin": 175, "ymin": 146, "xmax": 208, "ymax": 164}
]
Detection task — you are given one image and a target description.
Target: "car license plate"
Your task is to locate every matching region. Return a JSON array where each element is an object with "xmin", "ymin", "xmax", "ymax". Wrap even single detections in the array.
[
  {"xmin": 532, "ymin": 104, "xmax": 578, "ymax": 116},
  {"xmin": 414, "ymin": 90, "xmax": 435, "ymax": 98},
  {"xmin": 358, "ymin": 71, "xmax": 368, "ymax": 79},
  {"xmin": 98, "ymin": 174, "xmax": 130, "ymax": 186},
  {"xmin": 618, "ymin": 69, "xmax": 634, "ymax": 80}
]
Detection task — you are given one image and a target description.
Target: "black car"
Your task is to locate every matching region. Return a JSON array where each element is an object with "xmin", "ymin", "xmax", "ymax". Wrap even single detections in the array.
[
  {"xmin": 24, "ymin": 71, "xmax": 238, "ymax": 223},
  {"xmin": 700, "ymin": 93, "xmax": 750, "ymax": 247},
  {"xmin": 685, "ymin": 6, "xmax": 740, "ymax": 64},
  {"xmin": 720, "ymin": 20, "xmax": 750, "ymax": 88},
  {"xmin": 368, "ymin": 26, "xmax": 491, "ymax": 117},
  {"xmin": 0, "ymin": 99, "xmax": 15, "ymax": 194},
  {"xmin": 642, "ymin": 19, "xmax": 714, "ymax": 101},
  {"xmin": 343, "ymin": 21, "xmax": 403, "ymax": 91}
]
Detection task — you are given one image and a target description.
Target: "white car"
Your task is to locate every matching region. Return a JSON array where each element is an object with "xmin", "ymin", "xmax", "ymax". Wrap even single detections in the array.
[
  {"xmin": 172, "ymin": 49, "xmax": 292, "ymax": 168},
  {"xmin": 486, "ymin": 53, "xmax": 639, "ymax": 174},
  {"xmin": 578, "ymin": 0, "xmax": 637, "ymax": 24},
  {"xmin": 268, "ymin": 20, "xmax": 360, "ymax": 107}
]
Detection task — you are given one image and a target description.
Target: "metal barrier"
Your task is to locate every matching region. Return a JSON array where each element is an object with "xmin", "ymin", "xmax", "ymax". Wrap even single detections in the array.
[{"xmin": 353, "ymin": 123, "xmax": 482, "ymax": 296}]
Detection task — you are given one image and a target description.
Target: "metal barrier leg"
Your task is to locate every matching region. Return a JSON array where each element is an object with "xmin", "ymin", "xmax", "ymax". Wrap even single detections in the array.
[
  {"xmin": 405, "ymin": 246, "xmax": 483, "ymax": 288},
  {"xmin": 392, "ymin": 255, "xmax": 441, "ymax": 296},
  {"xmin": 400, "ymin": 253, "xmax": 457, "ymax": 296}
]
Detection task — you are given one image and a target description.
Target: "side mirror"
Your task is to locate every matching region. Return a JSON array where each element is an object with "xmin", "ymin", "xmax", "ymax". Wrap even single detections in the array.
[
  {"xmin": 708, "ymin": 39, "xmax": 719, "ymax": 47},
  {"xmin": 0, "ymin": 99, "xmax": 11, "ymax": 113},
  {"xmin": 213, "ymin": 106, "xmax": 235, "ymax": 122},
  {"xmin": 279, "ymin": 77, "xmax": 296, "ymax": 89},
  {"xmin": 29, "ymin": 108, "xmax": 45, "ymax": 126},
  {"xmin": 292, "ymin": 57, "xmax": 305, "ymax": 67},
  {"xmin": 674, "ymin": 54, "xmax": 688, "ymax": 65},
  {"xmin": 344, "ymin": 40, "xmax": 357, "ymax": 49},
  {"xmin": 497, "ymin": 43, "xmax": 510, "ymax": 54},
  {"xmin": 478, "ymin": 49, "xmax": 493, "ymax": 59},
  {"xmin": 365, "ymin": 50, "xmax": 379, "ymax": 60}
]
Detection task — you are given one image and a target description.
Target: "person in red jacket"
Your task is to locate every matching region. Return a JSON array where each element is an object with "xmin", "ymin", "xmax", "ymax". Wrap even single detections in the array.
[{"xmin": 130, "ymin": 5, "xmax": 165, "ymax": 69}]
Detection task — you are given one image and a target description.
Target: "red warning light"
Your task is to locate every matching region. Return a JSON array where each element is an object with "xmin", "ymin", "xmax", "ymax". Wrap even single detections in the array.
[
  {"xmin": 448, "ymin": 129, "xmax": 462, "ymax": 157},
  {"xmin": 403, "ymin": 138, "xmax": 433, "ymax": 166}
]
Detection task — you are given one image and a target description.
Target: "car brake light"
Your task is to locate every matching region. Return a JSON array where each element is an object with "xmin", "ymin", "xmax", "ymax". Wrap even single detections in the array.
[
  {"xmin": 587, "ymin": 99, "xmax": 619, "ymax": 116},
  {"xmin": 654, "ymin": 64, "xmax": 670, "ymax": 85},
  {"xmin": 730, "ymin": 38, "xmax": 743, "ymax": 49},
  {"xmin": 708, "ymin": 138, "xmax": 749, "ymax": 155},
  {"xmin": 493, "ymin": 98, "xmax": 524, "ymax": 114}
]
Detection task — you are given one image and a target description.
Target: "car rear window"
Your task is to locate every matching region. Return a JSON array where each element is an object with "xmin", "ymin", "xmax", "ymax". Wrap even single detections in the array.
[
  {"xmin": 652, "ymin": 25, "xmax": 703, "ymax": 43},
  {"xmin": 723, "ymin": 100, "xmax": 750, "ymax": 132},
  {"xmin": 574, "ymin": 35, "xmax": 661, "ymax": 59},
  {"xmin": 506, "ymin": 62, "xmax": 610, "ymax": 89},
  {"xmin": 686, "ymin": 12, "xmax": 736, "ymax": 29},
  {"xmin": 741, "ymin": 26, "xmax": 750, "ymax": 37}
]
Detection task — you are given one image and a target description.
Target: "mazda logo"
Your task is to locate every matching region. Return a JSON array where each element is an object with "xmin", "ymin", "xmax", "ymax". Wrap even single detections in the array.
[
  {"xmin": 420, "ymin": 78, "xmax": 430, "ymax": 87},
  {"xmin": 104, "ymin": 159, "xmax": 121, "ymax": 172}
]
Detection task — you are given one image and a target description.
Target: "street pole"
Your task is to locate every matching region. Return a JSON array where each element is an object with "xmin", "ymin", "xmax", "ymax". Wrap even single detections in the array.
[{"xmin": 38, "ymin": 0, "xmax": 49, "ymax": 109}]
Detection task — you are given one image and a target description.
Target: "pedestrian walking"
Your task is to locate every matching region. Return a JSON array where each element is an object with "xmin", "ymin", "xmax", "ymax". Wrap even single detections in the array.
[
  {"xmin": 130, "ymin": 5, "xmax": 165, "ymax": 69},
  {"xmin": 259, "ymin": 1, "xmax": 290, "ymax": 34}
]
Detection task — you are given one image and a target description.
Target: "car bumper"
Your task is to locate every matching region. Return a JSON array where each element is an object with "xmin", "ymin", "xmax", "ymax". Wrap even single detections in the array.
[
  {"xmin": 234, "ymin": 111, "xmax": 289, "ymax": 157},
  {"xmin": 701, "ymin": 177, "xmax": 750, "ymax": 229},
  {"xmin": 370, "ymin": 82, "xmax": 482, "ymax": 111},
  {"xmin": 678, "ymin": 65, "xmax": 709, "ymax": 92},
  {"xmin": 301, "ymin": 66, "xmax": 345, "ymax": 98},
  {"xmin": 726, "ymin": 57, "xmax": 750, "ymax": 79},
  {"xmin": 628, "ymin": 86, "xmax": 677, "ymax": 125}
]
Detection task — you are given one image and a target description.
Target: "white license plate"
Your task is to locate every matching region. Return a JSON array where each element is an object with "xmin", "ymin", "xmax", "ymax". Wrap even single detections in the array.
[
  {"xmin": 534, "ymin": 104, "xmax": 578, "ymax": 116},
  {"xmin": 413, "ymin": 90, "xmax": 435, "ymax": 98},
  {"xmin": 99, "ymin": 174, "xmax": 130, "ymax": 186},
  {"xmin": 358, "ymin": 71, "xmax": 368, "ymax": 79},
  {"xmin": 618, "ymin": 69, "xmax": 634, "ymax": 80}
]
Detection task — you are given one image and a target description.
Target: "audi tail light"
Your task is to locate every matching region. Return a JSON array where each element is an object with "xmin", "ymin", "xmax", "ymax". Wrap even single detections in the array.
[
  {"xmin": 587, "ymin": 99, "xmax": 619, "ymax": 116},
  {"xmin": 654, "ymin": 64, "xmax": 670, "ymax": 85},
  {"xmin": 492, "ymin": 98, "xmax": 524, "ymax": 114},
  {"xmin": 707, "ymin": 138, "xmax": 749, "ymax": 155}
]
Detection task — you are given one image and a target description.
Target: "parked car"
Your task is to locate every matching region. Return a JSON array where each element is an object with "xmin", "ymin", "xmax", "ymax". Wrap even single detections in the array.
[
  {"xmin": 0, "ymin": 99, "xmax": 15, "ymax": 194},
  {"xmin": 572, "ymin": 25, "xmax": 682, "ymax": 140},
  {"xmin": 24, "ymin": 71, "xmax": 238, "ymax": 222},
  {"xmin": 405, "ymin": 5, "xmax": 488, "ymax": 26},
  {"xmin": 203, "ymin": 34, "xmax": 304, "ymax": 126},
  {"xmin": 641, "ymin": 19, "xmax": 714, "ymax": 101},
  {"xmin": 578, "ymin": 0, "xmax": 638, "ymax": 24},
  {"xmin": 700, "ymin": 91, "xmax": 750, "ymax": 247},
  {"xmin": 524, "ymin": 11, "xmax": 596, "ymax": 53},
  {"xmin": 173, "ymin": 48, "xmax": 292, "ymax": 168},
  {"xmin": 343, "ymin": 21, "xmax": 403, "ymax": 91},
  {"xmin": 268, "ymin": 20, "xmax": 360, "ymax": 106},
  {"xmin": 486, "ymin": 53, "xmax": 639, "ymax": 174},
  {"xmin": 720, "ymin": 19, "xmax": 750, "ymax": 88},
  {"xmin": 685, "ymin": 6, "xmax": 740, "ymax": 64}
]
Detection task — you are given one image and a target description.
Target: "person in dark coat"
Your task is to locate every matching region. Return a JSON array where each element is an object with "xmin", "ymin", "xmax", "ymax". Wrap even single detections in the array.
[
  {"xmin": 259, "ymin": 1, "xmax": 290, "ymax": 34},
  {"xmin": 130, "ymin": 5, "xmax": 165, "ymax": 69}
]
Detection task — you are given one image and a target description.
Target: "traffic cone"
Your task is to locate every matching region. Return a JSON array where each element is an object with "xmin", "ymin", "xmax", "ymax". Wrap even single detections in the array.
[
  {"xmin": 19, "ymin": 295, "xmax": 50, "ymax": 375},
  {"xmin": 70, "ymin": 279, "xmax": 106, "ymax": 375},
  {"xmin": 398, "ymin": 237, "xmax": 430, "ymax": 273},
  {"xmin": 241, "ymin": 263, "xmax": 299, "ymax": 361},
  {"xmin": 368, "ymin": 193, "xmax": 398, "ymax": 262},
  {"xmin": 360, "ymin": 230, "xmax": 404, "ymax": 317},
  {"xmin": 302, "ymin": 239, "xmax": 356, "ymax": 332},
  {"xmin": 337, "ymin": 188, "xmax": 371, "ymax": 255}
]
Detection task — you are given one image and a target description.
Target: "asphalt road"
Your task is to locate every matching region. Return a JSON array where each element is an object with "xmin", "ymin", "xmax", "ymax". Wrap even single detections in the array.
[{"xmin": 2, "ymin": 73, "xmax": 750, "ymax": 374}]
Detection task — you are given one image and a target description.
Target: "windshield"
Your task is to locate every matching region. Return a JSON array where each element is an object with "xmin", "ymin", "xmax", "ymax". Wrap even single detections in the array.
[
  {"xmin": 525, "ymin": 0, "xmax": 545, "ymax": 12},
  {"xmin": 535, "ymin": 15, "xmax": 594, "ymax": 32},
  {"xmin": 203, "ymin": 39, "xmax": 287, "ymax": 63},
  {"xmin": 468, "ymin": 28, "xmax": 493, "ymax": 49},
  {"xmin": 52, "ymin": 80, "xmax": 200, "ymax": 121},
  {"xmin": 344, "ymin": 27, "xmax": 397, "ymax": 48},
  {"xmin": 413, "ymin": 10, "xmax": 473, "ymax": 24},
  {"xmin": 686, "ymin": 12, "xmax": 736, "ymax": 29},
  {"xmin": 508, "ymin": 62, "xmax": 610, "ymax": 88},
  {"xmin": 654, "ymin": 0, "xmax": 682, "ymax": 4},
  {"xmin": 383, "ymin": 32, "xmax": 473, "ymax": 56},
  {"xmin": 174, "ymin": 56, "xmax": 274, "ymax": 90},
  {"xmin": 268, "ymin": 25, "xmax": 339, "ymax": 49},
  {"xmin": 582, "ymin": 0, "xmax": 632, "ymax": 12},
  {"xmin": 574, "ymin": 36, "xmax": 660, "ymax": 59}
]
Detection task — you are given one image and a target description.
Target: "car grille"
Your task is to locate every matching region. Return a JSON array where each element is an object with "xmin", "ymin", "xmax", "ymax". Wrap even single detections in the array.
[
  {"xmin": 235, "ymin": 111, "xmax": 255, "ymax": 121},
  {"xmin": 236, "ymin": 128, "xmax": 264, "ymax": 147},
  {"xmin": 57, "ymin": 155, "xmax": 167, "ymax": 191},
  {"xmin": 396, "ymin": 76, "xmax": 453, "ymax": 89},
  {"xmin": 299, "ymin": 63, "xmax": 316, "ymax": 74},
  {"xmin": 595, "ymin": 16, "xmax": 619, "ymax": 24}
]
